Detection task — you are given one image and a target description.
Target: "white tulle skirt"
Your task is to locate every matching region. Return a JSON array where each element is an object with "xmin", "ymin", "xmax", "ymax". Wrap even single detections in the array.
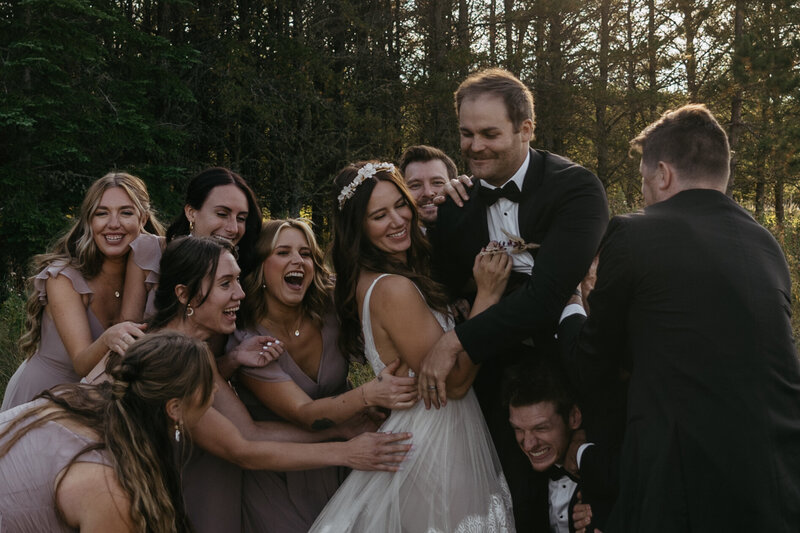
[{"xmin": 308, "ymin": 389, "xmax": 515, "ymax": 533}]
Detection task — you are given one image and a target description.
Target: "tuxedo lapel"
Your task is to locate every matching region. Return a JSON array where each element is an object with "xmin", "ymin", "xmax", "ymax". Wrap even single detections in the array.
[
  {"xmin": 518, "ymin": 148, "xmax": 545, "ymax": 252},
  {"xmin": 461, "ymin": 185, "xmax": 490, "ymax": 256}
]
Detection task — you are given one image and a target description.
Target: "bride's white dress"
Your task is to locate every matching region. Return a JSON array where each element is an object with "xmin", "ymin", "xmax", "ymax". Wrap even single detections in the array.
[{"xmin": 309, "ymin": 274, "xmax": 514, "ymax": 532}]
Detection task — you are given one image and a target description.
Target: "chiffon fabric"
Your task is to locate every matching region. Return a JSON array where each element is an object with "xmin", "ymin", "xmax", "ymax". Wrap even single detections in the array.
[
  {"xmin": 309, "ymin": 274, "xmax": 515, "ymax": 533},
  {"xmin": 0, "ymin": 399, "xmax": 111, "ymax": 532},
  {"xmin": 2, "ymin": 263, "xmax": 104, "ymax": 411},
  {"xmin": 231, "ymin": 311, "xmax": 348, "ymax": 532},
  {"xmin": 128, "ymin": 232, "xmax": 165, "ymax": 319}
]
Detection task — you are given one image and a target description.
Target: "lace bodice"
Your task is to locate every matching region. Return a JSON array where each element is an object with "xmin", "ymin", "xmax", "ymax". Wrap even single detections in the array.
[{"xmin": 361, "ymin": 274, "xmax": 454, "ymax": 376}]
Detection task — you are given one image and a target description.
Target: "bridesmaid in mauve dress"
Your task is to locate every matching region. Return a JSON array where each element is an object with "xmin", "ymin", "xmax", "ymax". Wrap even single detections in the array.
[
  {"xmin": 2, "ymin": 172, "xmax": 163, "ymax": 411},
  {"xmin": 0, "ymin": 331, "xmax": 217, "ymax": 533},
  {"xmin": 233, "ymin": 219, "xmax": 418, "ymax": 532}
]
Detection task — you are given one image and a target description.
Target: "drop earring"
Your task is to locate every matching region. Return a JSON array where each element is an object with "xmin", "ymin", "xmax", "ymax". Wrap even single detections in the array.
[
  {"xmin": 174, "ymin": 421, "xmax": 183, "ymax": 443},
  {"xmin": 189, "ymin": 220, "xmax": 195, "ymax": 234}
]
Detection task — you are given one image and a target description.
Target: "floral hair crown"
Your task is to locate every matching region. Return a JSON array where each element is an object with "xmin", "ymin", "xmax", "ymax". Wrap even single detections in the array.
[{"xmin": 337, "ymin": 162, "xmax": 395, "ymax": 210}]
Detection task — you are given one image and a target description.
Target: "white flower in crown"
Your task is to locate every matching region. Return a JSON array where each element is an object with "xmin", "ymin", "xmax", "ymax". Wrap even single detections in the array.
[{"xmin": 337, "ymin": 162, "xmax": 395, "ymax": 210}]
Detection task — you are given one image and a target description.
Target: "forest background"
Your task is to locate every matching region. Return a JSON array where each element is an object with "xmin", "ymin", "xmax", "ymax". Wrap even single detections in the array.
[{"xmin": 1, "ymin": 0, "xmax": 799, "ymax": 389}]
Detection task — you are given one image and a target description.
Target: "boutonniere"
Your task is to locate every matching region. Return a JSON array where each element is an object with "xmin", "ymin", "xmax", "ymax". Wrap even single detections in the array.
[{"xmin": 480, "ymin": 228, "xmax": 540, "ymax": 256}]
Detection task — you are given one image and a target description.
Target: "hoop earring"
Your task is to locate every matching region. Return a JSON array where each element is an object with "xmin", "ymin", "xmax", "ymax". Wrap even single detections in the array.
[
  {"xmin": 174, "ymin": 421, "xmax": 183, "ymax": 443},
  {"xmin": 186, "ymin": 304, "xmax": 194, "ymax": 317}
]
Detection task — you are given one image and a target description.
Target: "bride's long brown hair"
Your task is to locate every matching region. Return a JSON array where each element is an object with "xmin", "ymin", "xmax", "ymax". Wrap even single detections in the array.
[
  {"xmin": 0, "ymin": 331, "xmax": 214, "ymax": 533},
  {"xmin": 330, "ymin": 161, "xmax": 450, "ymax": 362}
]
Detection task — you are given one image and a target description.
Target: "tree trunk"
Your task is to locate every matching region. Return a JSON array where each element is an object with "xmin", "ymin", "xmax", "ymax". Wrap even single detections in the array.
[
  {"xmin": 678, "ymin": 0, "xmax": 698, "ymax": 101},
  {"xmin": 595, "ymin": 0, "xmax": 611, "ymax": 188},
  {"xmin": 727, "ymin": 0, "xmax": 744, "ymax": 195}
]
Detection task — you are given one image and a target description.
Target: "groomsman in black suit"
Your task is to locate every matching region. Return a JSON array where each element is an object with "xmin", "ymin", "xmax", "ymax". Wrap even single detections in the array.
[
  {"xmin": 417, "ymin": 68, "xmax": 609, "ymax": 530},
  {"xmin": 504, "ymin": 359, "xmax": 615, "ymax": 533},
  {"xmin": 559, "ymin": 104, "xmax": 800, "ymax": 532}
]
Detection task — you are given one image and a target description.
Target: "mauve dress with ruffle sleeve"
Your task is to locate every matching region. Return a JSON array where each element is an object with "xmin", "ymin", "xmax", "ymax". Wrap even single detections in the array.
[
  {"xmin": 128, "ymin": 232, "xmax": 165, "ymax": 319},
  {"xmin": 230, "ymin": 311, "xmax": 348, "ymax": 533},
  {"xmin": 0, "ymin": 399, "xmax": 112, "ymax": 532},
  {"xmin": 2, "ymin": 263, "xmax": 105, "ymax": 411}
]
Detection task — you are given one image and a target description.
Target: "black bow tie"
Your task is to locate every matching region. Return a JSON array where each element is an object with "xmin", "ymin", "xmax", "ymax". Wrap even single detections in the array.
[
  {"xmin": 478, "ymin": 181, "xmax": 522, "ymax": 205},
  {"xmin": 547, "ymin": 465, "xmax": 578, "ymax": 482}
]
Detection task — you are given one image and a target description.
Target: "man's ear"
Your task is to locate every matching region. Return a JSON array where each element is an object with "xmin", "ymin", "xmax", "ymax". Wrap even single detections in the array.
[
  {"xmin": 519, "ymin": 118, "xmax": 534, "ymax": 143},
  {"xmin": 657, "ymin": 161, "xmax": 675, "ymax": 192},
  {"xmin": 569, "ymin": 404, "xmax": 582, "ymax": 431},
  {"xmin": 165, "ymin": 398, "xmax": 182, "ymax": 424},
  {"xmin": 175, "ymin": 284, "xmax": 189, "ymax": 305}
]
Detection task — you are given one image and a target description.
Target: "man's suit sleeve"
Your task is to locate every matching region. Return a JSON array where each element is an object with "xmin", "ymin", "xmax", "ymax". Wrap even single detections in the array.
[
  {"xmin": 456, "ymin": 172, "xmax": 608, "ymax": 363},
  {"xmin": 559, "ymin": 216, "xmax": 634, "ymax": 393}
]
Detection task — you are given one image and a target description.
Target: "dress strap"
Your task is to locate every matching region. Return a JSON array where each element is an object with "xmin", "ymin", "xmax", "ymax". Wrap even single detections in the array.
[{"xmin": 361, "ymin": 274, "xmax": 392, "ymax": 375}]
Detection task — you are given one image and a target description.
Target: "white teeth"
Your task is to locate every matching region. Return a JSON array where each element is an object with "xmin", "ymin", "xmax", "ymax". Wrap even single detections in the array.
[
  {"xmin": 388, "ymin": 228, "xmax": 407, "ymax": 238},
  {"xmin": 223, "ymin": 306, "xmax": 239, "ymax": 314},
  {"xmin": 285, "ymin": 272, "xmax": 304, "ymax": 279},
  {"xmin": 530, "ymin": 448, "xmax": 548, "ymax": 457},
  {"xmin": 106, "ymin": 235, "xmax": 123, "ymax": 242}
]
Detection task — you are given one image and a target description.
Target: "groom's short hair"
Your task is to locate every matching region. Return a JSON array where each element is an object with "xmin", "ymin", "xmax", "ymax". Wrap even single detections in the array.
[
  {"xmin": 454, "ymin": 68, "xmax": 535, "ymax": 133},
  {"xmin": 503, "ymin": 357, "xmax": 576, "ymax": 423}
]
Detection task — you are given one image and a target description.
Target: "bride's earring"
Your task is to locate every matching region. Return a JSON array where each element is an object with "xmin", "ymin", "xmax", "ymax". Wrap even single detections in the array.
[{"xmin": 174, "ymin": 421, "xmax": 183, "ymax": 442}]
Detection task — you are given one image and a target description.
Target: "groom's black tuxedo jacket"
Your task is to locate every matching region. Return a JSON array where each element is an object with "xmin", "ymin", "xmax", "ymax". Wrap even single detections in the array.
[
  {"xmin": 559, "ymin": 189, "xmax": 800, "ymax": 532},
  {"xmin": 428, "ymin": 148, "xmax": 608, "ymax": 363}
]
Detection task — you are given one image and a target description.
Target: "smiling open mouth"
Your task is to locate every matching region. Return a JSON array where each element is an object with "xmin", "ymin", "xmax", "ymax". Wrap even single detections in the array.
[
  {"xmin": 388, "ymin": 228, "xmax": 407, "ymax": 239},
  {"xmin": 529, "ymin": 447, "xmax": 550, "ymax": 458},
  {"xmin": 223, "ymin": 305, "xmax": 239, "ymax": 318},
  {"xmin": 285, "ymin": 271, "xmax": 304, "ymax": 288}
]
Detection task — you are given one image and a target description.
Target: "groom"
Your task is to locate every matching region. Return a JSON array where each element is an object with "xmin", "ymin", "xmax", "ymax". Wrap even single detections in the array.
[{"xmin": 420, "ymin": 68, "xmax": 608, "ymax": 530}]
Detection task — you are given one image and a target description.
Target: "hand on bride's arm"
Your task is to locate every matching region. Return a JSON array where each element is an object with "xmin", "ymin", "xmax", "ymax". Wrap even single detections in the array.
[
  {"xmin": 343, "ymin": 431, "xmax": 413, "ymax": 472},
  {"xmin": 361, "ymin": 359, "xmax": 418, "ymax": 410}
]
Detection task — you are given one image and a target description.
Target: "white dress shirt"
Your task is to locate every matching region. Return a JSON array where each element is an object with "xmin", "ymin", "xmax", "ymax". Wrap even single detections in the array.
[
  {"xmin": 479, "ymin": 152, "xmax": 534, "ymax": 274},
  {"xmin": 548, "ymin": 466, "xmax": 578, "ymax": 533}
]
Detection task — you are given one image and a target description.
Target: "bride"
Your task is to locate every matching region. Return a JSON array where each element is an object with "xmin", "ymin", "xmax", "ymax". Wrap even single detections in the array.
[{"xmin": 310, "ymin": 161, "xmax": 515, "ymax": 532}]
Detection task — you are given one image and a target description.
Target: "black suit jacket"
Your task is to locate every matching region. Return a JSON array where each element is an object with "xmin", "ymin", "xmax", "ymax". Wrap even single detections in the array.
[
  {"xmin": 559, "ymin": 189, "xmax": 800, "ymax": 532},
  {"xmin": 429, "ymin": 148, "xmax": 609, "ymax": 362},
  {"xmin": 540, "ymin": 445, "xmax": 616, "ymax": 533}
]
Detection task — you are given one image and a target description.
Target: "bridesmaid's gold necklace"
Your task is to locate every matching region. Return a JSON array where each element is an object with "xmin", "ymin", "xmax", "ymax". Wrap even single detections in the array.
[{"xmin": 265, "ymin": 314, "xmax": 303, "ymax": 338}]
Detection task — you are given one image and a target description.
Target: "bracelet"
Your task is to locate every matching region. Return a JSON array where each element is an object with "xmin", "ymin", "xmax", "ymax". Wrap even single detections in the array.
[{"xmin": 361, "ymin": 383, "xmax": 369, "ymax": 406}]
